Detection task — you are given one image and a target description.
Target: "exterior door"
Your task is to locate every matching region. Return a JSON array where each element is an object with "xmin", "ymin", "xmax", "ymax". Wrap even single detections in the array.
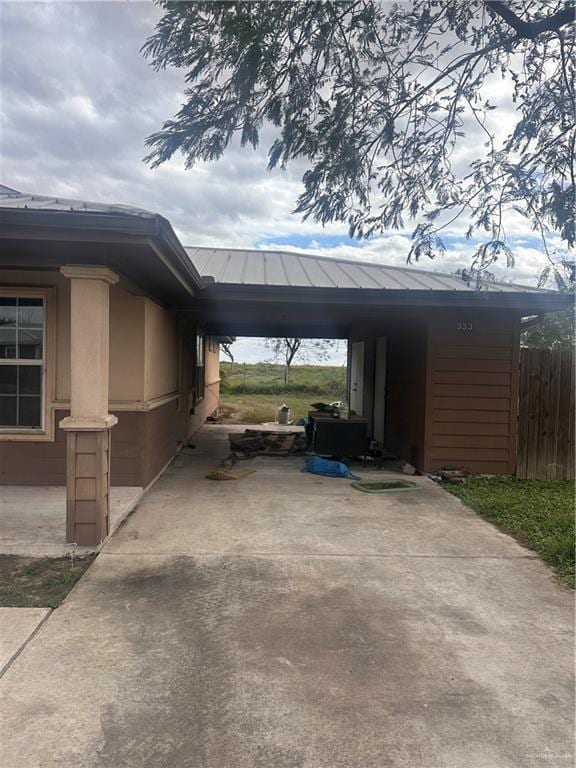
[
  {"xmin": 373, "ymin": 336, "xmax": 387, "ymax": 445},
  {"xmin": 349, "ymin": 341, "xmax": 365, "ymax": 415}
]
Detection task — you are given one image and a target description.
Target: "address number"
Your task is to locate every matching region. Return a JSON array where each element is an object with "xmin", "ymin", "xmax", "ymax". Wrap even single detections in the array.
[{"xmin": 456, "ymin": 322, "xmax": 473, "ymax": 331}]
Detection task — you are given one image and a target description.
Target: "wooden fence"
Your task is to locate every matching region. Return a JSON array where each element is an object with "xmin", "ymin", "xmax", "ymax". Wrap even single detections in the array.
[{"xmin": 517, "ymin": 348, "xmax": 574, "ymax": 480}]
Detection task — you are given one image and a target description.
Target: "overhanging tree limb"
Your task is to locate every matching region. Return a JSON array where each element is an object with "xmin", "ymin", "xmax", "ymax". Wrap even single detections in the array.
[
  {"xmin": 143, "ymin": 1, "xmax": 575, "ymax": 279},
  {"xmin": 485, "ymin": 1, "xmax": 575, "ymax": 39}
]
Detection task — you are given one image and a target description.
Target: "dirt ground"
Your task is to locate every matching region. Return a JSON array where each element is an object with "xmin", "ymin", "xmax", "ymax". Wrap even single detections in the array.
[
  {"xmin": 0, "ymin": 554, "xmax": 96, "ymax": 608},
  {"xmin": 218, "ymin": 393, "xmax": 333, "ymax": 424}
]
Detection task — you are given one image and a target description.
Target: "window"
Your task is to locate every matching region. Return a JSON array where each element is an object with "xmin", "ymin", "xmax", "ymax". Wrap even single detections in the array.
[
  {"xmin": 0, "ymin": 297, "xmax": 44, "ymax": 429},
  {"xmin": 195, "ymin": 331, "xmax": 205, "ymax": 401}
]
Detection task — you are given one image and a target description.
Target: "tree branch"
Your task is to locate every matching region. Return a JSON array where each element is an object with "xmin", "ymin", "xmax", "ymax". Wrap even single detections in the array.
[{"xmin": 485, "ymin": 1, "xmax": 575, "ymax": 40}]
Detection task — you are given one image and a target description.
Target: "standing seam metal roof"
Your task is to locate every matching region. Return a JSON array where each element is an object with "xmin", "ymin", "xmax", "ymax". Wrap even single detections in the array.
[
  {"xmin": 185, "ymin": 246, "xmax": 548, "ymax": 293},
  {"xmin": 0, "ymin": 186, "xmax": 551, "ymax": 294}
]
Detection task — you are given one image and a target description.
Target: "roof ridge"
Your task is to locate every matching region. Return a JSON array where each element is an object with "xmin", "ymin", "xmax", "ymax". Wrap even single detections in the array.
[{"xmin": 1, "ymin": 186, "xmax": 157, "ymax": 217}]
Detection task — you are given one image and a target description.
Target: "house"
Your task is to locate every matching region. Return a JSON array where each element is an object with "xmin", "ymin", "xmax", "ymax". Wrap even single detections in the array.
[{"xmin": 0, "ymin": 186, "xmax": 570, "ymax": 546}]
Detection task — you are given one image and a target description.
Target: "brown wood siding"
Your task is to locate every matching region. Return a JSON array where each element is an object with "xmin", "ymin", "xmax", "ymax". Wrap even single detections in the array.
[
  {"xmin": 385, "ymin": 328, "xmax": 428, "ymax": 469},
  {"xmin": 187, "ymin": 380, "xmax": 221, "ymax": 440},
  {"xmin": 0, "ymin": 404, "xmax": 186, "ymax": 488},
  {"xmin": 140, "ymin": 399, "xmax": 182, "ymax": 487},
  {"xmin": 109, "ymin": 412, "xmax": 143, "ymax": 486},
  {"xmin": 424, "ymin": 313, "xmax": 520, "ymax": 474},
  {"xmin": 0, "ymin": 409, "xmax": 68, "ymax": 485}
]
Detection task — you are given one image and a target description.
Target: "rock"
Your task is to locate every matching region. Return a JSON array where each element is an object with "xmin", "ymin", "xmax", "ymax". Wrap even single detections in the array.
[{"xmin": 439, "ymin": 468, "xmax": 467, "ymax": 480}]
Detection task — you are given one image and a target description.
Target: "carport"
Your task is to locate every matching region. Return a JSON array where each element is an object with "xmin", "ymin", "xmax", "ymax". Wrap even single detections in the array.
[{"xmin": 187, "ymin": 246, "xmax": 569, "ymax": 475}]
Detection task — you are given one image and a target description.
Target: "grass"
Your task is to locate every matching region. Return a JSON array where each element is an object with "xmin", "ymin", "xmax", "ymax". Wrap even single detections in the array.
[
  {"xmin": 443, "ymin": 477, "xmax": 575, "ymax": 587},
  {"xmin": 220, "ymin": 362, "xmax": 346, "ymax": 396},
  {"xmin": 219, "ymin": 362, "xmax": 347, "ymax": 424},
  {"xmin": 0, "ymin": 554, "xmax": 95, "ymax": 608}
]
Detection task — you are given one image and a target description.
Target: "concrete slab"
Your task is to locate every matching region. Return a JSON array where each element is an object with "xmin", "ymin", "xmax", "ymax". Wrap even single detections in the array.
[
  {"xmin": 0, "ymin": 425, "xmax": 573, "ymax": 767},
  {"xmin": 0, "ymin": 486, "xmax": 143, "ymax": 557},
  {"xmin": 106, "ymin": 426, "xmax": 536, "ymax": 560},
  {"xmin": 0, "ymin": 607, "xmax": 50, "ymax": 674}
]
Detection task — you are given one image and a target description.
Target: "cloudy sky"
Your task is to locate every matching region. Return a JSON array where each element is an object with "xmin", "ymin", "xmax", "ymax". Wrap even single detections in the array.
[{"xmin": 0, "ymin": 1, "xmax": 559, "ymax": 362}]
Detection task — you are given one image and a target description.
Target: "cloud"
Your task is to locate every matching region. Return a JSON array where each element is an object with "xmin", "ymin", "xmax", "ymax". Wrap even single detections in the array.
[
  {"xmin": 258, "ymin": 232, "xmax": 550, "ymax": 285},
  {"xmin": 0, "ymin": 0, "xmax": 551, "ymax": 289},
  {"xmin": 231, "ymin": 337, "xmax": 348, "ymax": 366}
]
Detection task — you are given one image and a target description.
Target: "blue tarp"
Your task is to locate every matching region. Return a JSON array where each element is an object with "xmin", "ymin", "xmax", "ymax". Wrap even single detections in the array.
[{"xmin": 302, "ymin": 456, "xmax": 361, "ymax": 480}]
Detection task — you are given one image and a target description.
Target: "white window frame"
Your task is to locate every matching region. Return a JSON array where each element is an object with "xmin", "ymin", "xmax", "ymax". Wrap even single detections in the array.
[
  {"xmin": 0, "ymin": 287, "xmax": 53, "ymax": 440},
  {"xmin": 195, "ymin": 330, "xmax": 205, "ymax": 401}
]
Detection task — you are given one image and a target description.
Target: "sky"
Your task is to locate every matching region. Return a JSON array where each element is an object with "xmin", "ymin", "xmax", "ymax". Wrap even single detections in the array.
[{"xmin": 0, "ymin": 1, "xmax": 560, "ymax": 364}]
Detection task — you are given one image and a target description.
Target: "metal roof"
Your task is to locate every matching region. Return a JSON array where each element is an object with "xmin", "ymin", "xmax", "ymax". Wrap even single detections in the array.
[
  {"xmin": 0, "ymin": 187, "xmax": 552, "ymax": 295},
  {"xmin": 0, "ymin": 185, "xmax": 156, "ymax": 218},
  {"xmin": 0, "ymin": 186, "xmax": 204, "ymax": 296},
  {"xmin": 185, "ymin": 246, "xmax": 547, "ymax": 293}
]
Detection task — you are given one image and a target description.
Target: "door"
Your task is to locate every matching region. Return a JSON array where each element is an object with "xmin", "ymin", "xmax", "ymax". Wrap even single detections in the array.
[
  {"xmin": 349, "ymin": 341, "xmax": 365, "ymax": 415},
  {"xmin": 373, "ymin": 336, "xmax": 387, "ymax": 445}
]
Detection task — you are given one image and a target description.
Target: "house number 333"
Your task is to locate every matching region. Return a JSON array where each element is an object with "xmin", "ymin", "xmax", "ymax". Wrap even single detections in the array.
[{"xmin": 456, "ymin": 322, "xmax": 473, "ymax": 331}]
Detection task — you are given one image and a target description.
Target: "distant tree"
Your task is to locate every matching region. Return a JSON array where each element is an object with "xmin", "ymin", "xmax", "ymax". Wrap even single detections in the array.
[
  {"xmin": 522, "ymin": 261, "xmax": 575, "ymax": 348},
  {"xmin": 265, "ymin": 338, "xmax": 336, "ymax": 384},
  {"xmin": 220, "ymin": 340, "xmax": 235, "ymax": 368},
  {"xmin": 522, "ymin": 308, "xmax": 575, "ymax": 349},
  {"xmin": 143, "ymin": 1, "xmax": 575, "ymax": 277}
]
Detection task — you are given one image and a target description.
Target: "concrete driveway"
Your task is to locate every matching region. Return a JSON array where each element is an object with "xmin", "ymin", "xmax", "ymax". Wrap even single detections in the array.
[{"xmin": 1, "ymin": 426, "xmax": 573, "ymax": 768}]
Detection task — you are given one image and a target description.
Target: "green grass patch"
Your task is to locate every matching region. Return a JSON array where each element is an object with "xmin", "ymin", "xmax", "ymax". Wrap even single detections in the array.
[
  {"xmin": 0, "ymin": 554, "xmax": 95, "ymax": 608},
  {"xmin": 220, "ymin": 362, "xmax": 346, "ymax": 397},
  {"xmin": 444, "ymin": 477, "xmax": 575, "ymax": 587}
]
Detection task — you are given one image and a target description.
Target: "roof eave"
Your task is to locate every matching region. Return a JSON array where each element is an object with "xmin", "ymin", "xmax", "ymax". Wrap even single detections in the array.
[
  {"xmin": 155, "ymin": 216, "xmax": 203, "ymax": 292},
  {"xmin": 0, "ymin": 206, "xmax": 158, "ymax": 235},
  {"xmin": 0, "ymin": 206, "xmax": 203, "ymax": 295},
  {"xmin": 201, "ymin": 282, "xmax": 571, "ymax": 311}
]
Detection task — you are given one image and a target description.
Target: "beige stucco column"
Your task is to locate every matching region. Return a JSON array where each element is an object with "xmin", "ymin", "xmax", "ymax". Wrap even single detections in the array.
[{"xmin": 59, "ymin": 266, "xmax": 119, "ymax": 546}]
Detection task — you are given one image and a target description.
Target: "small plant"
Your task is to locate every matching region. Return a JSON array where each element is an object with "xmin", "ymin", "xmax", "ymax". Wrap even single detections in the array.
[{"xmin": 0, "ymin": 554, "xmax": 95, "ymax": 608}]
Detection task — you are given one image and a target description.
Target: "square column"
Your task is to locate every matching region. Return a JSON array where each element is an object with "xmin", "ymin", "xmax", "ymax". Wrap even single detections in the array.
[{"xmin": 59, "ymin": 266, "xmax": 119, "ymax": 546}]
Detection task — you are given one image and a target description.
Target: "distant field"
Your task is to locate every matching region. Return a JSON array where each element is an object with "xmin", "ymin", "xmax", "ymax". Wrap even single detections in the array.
[{"xmin": 219, "ymin": 362, "xmax": 346, "ymax": 424}]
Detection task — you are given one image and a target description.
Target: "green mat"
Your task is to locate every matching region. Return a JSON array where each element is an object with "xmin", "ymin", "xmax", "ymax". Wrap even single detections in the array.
[{"xmin": 351, "ymin": 480, "xmax": 421, "ymax": 494}]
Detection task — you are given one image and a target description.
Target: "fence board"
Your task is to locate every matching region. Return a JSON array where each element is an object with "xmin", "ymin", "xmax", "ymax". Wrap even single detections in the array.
[
  {"xmin": 516, "ymin": 344, "xmax": 530, "ymax": 478},
  {"xmin": 569, "ymin": 349, "xmax": 575, "ymax": 481},
  {"xmin": 536, "ymin": 350, "xmax": 552, "ymax": 480},
  {"xmin": 545, "ymin": 351, "xmax": 562, "ymax": 479},
  {"xmin": 517, "ymin": 348, "xmax": 575, "ymax": 480}
]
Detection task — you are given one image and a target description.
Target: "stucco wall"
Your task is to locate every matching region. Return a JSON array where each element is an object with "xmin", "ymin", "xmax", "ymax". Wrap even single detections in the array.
[
  {"xmin": 143, "ymin": 298, "xmax": 179, "ymax": 401},
  {"xmin": 109, "ymin": 290, "xmax": 145, "ymax": 402},
  {"xmin": 0, "ymin": 272, "xmax": 151, "ymax": 406},
  {"xmin": 204, "ymin": 340, "xmax": 220, "ymax": 387},
  {"xmin": 0, "ymin": 270, "xmax": 219, "ymax": 487},
  {"xmin": 188, "ymin": 339, "xmax": 220, "ymax": 440}
]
